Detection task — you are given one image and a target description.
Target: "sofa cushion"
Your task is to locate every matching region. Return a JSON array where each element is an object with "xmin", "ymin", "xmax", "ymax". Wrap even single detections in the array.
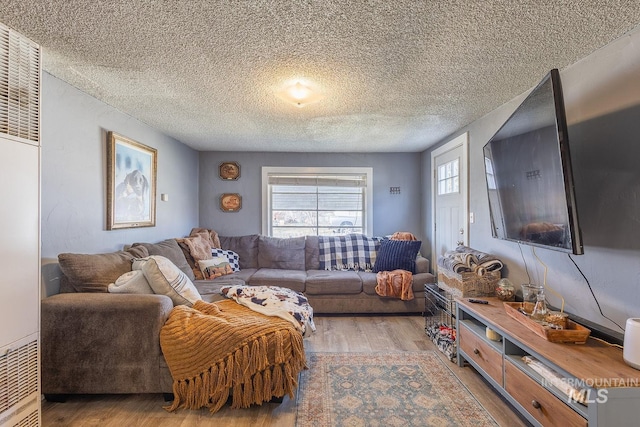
[
  {"xmin": 305, "ymin": 270, "xmax": 362, "ymax": 295},
  {"xmin": 411, "ymin": 272, "xmax": 436, "ymax": 290},
  {"xmin": 58, "ymin": 246, "xmax": 149, "ymax": 293},
  {"xmin": 212, "ymin": 268, "xmax": 257, "ymax": 283},
  {"xmin": 305, "ymin": 235, "xmax": 320, "ymax": 270},
  {"xmin": 373, "ymin": 240, "xmax": 422, "ymax": 274},
  {"xmin": 132, "ymin": 239, "xmax": 195, "ymax": 281},
  {"xmin": 258, "ymin": 236, "xmax": 306, "ymax": 270},
  {"xmin": 195, "ymin": 277, "xmax": 246, "ymax": 303},
  {"xmin": 248, "ymin": 268, "xmax": 306, "ymax": 293},
  {"xmin": 360, "ymin": 271, "xmax": 433, "ymax": 295},
  {"xmin": 108, "ymin": 270, "xmax": 154, "ymax": 294},
  {"xmin": 358, "ymin": 271, "xmax": 379, "ymax": 296},
  {"xmin": 210, "ymin": 248, "xmax": 240, "ymax": 271},
  {"xmin": 134, "ymin": 256, "xmax": 201, "ymax": 306},
  {"xmin": 219, "ymin": 234, "xmax": 259, "ymax": 269}
]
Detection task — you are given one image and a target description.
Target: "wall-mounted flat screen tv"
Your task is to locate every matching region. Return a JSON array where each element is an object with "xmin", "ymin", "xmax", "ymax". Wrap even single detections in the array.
[{"xmin": 483, "ymin": 69, "xmax": 583, "ymax": 255}]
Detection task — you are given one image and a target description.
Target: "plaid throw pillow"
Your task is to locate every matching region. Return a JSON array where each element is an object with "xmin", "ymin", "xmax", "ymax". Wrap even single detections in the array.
[
  {"xmin": 211, "ymin": 248, "xmax": 240, "ymax": 272},
  {"xmin": 318, "ymin": 234, "xmax": 385, "ymax": 271}
]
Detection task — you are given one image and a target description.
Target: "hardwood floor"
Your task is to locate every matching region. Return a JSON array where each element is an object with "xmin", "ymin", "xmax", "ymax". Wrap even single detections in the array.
[{"xmin": 41, "ymin": 315, "xmax": 527, "ymax": 426}]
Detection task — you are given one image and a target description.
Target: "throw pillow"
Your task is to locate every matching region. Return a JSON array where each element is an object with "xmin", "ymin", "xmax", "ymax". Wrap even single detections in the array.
[
  {"xmin": 198, "ymin": 257, "xmax": 233, "ymax": 279},
  {"xmin": 131, "ymin": 239, "xmax": 195, "ymax": 281},
  {"xmin": 107, "ymin": 270, "xmax": 154, "ymax": 294},
  {"xmin": 373, "ymin": 239, "xmax": 422, "ymax": 274},
  {"xmin": 135, "ymin": 255, "xmax": 202, "ymax": 306},
  {"xmin": 58, "ymin": 246, "xmax": 149, "ymax": 293},
  {"xmin": 211, "ymin": 248, "xmax": 240, "ymax": 272}
]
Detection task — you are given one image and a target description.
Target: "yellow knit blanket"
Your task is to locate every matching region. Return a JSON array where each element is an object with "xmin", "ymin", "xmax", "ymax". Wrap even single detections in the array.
[{"xmin": 160, "ymin": 299, "xmax": 307, "ymax": 413}]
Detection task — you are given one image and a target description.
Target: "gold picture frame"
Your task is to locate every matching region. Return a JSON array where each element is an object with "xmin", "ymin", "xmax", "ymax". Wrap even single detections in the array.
[
  {"xmin": 219, "ymin": 161, "xmax": 240, "ymax": 180},
  {"xmin": 220, "ymin": 193, "xmax": 242, "ymax": 212},
  {"xmin": 106, "ymin": 131, "xmax": 157, "ymax": 230}
]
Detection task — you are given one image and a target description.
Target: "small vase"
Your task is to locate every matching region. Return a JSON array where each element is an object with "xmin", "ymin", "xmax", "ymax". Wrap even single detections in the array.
[
  {"xmin": 530, "ymin": 292, "xmax": 548, "ymax": 321},
  {"xmin": 521, "ymin": 284, "xmax": 544, "ymax": 303},
  {"xmin": 495, "ymin": 278, "xmax": 515, "ymax": 301},
  {"xmin": 624, "ymin": 318, "xmax": 640, "ymax": 370}
]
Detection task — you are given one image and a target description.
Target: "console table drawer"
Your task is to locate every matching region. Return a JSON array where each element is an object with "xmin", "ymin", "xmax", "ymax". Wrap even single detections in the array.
[
  {"xmin": 505, "ymin": 360, "xmax": 586, "ymax": 427},
  {"xmin": 459, "ymin": 322, "xmax": 503, "ymax": 385}
]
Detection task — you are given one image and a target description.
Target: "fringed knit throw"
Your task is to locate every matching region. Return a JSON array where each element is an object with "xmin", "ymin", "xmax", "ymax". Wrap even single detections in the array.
[{"xmin": 160, "ymin": 299, "xmax": 307, "ymax": 414}]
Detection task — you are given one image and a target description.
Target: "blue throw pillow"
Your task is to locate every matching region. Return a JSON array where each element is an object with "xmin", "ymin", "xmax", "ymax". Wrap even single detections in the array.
[{"xmin": 373, "ymin": 240, "xmax": 422, "ymax": 274}]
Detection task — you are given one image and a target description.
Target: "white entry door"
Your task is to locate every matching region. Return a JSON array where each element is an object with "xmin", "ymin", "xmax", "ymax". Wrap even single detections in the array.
[{"xmin": 431, "ymin": 133, "xmax": 469, "ymax": 271}]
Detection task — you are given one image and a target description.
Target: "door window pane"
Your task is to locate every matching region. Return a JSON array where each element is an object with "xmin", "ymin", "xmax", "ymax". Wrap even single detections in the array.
[{"xmin": 437, "ymin": 158, "xmax": 460, "ymax": 195}]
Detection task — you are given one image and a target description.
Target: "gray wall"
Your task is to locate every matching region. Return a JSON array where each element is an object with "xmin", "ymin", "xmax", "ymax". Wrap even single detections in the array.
[
  {"xmin": 198, "ymin": 152, "xmax": 423, "ymax": 240},
  {"xmin": 41, "ymin": 73, "xmax": 200, "ymax": 260},
  {"xmin": 423, "ymin": 26, "xmax": 640, "ymax": 334}
]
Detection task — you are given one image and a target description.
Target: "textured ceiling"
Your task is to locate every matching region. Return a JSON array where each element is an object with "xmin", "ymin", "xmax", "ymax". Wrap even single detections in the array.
[{"xmin": 2, "ymin": 1, "xmax": 640, "ymax": 152}]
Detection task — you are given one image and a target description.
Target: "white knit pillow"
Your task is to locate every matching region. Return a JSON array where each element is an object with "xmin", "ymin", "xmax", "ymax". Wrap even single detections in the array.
[
  {"xmin": 135, "ymin": 255, "xmax": 201, "ymax": 306},
  {"xmin": 107, "ymin": 270, "xmax": 154, "ymax": 294}
]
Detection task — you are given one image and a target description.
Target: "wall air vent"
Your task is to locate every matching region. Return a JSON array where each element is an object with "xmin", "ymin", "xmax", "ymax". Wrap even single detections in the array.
[
  {"xmin": 0, "ymin": 22, "xmax": 40, "ymax": 143},
  {"xmin": 0, "ymin": 339, "xmax": 39, "ymax": 426}
]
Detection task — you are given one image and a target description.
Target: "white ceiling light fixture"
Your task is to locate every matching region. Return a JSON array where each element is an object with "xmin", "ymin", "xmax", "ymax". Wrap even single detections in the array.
[{"xmin": 278, "ymin": 80, "xmax": 324, "ymax": 108}]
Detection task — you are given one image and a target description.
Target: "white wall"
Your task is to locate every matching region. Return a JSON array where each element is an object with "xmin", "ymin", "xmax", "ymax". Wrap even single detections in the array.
[
  {"xmin": 423, "ymin": 25, "xmax": 640, "ymax": 335},
  {"xmin": 41, "ymin": 73, "xmax": 200, "ymax": 260}
]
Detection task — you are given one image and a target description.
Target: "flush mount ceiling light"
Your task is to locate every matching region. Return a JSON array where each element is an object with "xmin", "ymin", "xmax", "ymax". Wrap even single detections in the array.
[{"xmin": 277, "ymin": 80, "xmax": 324, "ymax": 108}]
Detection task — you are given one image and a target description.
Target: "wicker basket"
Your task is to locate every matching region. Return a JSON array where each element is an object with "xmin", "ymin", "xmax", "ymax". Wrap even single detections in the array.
[{"xmin": 437, "ymin": 268, "xmax": 500, "ymax": 298}]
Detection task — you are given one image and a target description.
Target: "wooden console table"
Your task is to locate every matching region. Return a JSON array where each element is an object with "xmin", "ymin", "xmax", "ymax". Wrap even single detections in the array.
[{"xmin": 456, "ymin": 297, "xmax": 640, "ymax": 427}]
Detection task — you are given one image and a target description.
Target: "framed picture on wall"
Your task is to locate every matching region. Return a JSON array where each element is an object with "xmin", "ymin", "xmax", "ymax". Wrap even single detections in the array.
[
  {"xmin": 219, "ymin": 161, "xmax": 240, "ymax": 180},
  {"xmin": 106, "ymin": 131, "xmax": 157, "ymax": 230},
  {"xmin": 220, "ymin": 193, "xmax": 242, "ymax": 212}
]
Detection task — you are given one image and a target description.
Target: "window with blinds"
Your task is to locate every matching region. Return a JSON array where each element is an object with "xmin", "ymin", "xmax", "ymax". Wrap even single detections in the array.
[{"xmin": 263, "ymin": 167, "xmax": 373, "ymax": 237}]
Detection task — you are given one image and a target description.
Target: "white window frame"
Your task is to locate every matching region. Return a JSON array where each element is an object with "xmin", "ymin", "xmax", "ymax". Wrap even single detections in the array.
[{"xmin": 262, "ymin": 166, "xmax": 373, "ymax": 236}]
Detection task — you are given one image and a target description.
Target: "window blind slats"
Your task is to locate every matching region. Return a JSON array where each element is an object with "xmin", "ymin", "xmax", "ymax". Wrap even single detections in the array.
[
  {"xmin": 268, "ymin": 174, "xmax": 366, "ymax": 187},
  {"xmin": 267, "ymin": 171, "xmax": 368, "ymax": 237}
]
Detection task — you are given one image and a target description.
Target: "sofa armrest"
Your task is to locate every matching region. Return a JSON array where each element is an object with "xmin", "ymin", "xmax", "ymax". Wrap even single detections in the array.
[
  {"xmin": 41, "ymin": 293, "xmax": 174, "ymax": 394},
  {"xmin": 416, "ymin": 256, "xmax": 430, "ymax": 274}
]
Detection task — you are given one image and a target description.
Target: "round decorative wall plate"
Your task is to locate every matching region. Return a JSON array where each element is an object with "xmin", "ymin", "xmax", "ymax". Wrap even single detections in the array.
[
  {"xmin": 220, "ymin": 193, "xmax": 242, "ymax": 212},
  {"xmin": 219, "ymin": 161, "xmax": 240, "ymax": 180}
]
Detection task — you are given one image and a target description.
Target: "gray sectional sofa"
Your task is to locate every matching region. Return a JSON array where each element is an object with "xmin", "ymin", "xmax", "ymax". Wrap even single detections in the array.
[
  {"xmin": 41, "ymin": 233, "xmax": 434, "ymax": 397},
  {"xmin": 206, "ymin": 234, "xmax": 435, "ymax": 313}
]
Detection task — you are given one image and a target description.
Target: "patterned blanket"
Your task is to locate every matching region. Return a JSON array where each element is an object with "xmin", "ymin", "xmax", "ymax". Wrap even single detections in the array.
[
  {"xmin": 221, "ymin": 285, "xmax": 316, "ymax": 336},
  {"xmin": 318, "ymin": 234, "xmax": 385, "ymax": 271},
  {"xmin": 426, "ymin": 323, "xmax": 457, "ymax": 362},
  {"xmin": 437, "ymin": 245, "xmax": 503, "ymax": 275}
]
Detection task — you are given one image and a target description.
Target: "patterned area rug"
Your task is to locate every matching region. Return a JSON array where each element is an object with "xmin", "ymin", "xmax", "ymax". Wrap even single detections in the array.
[{"xmin": 296, "ymin": 352, "xmax": 498, "ymax": 427}]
